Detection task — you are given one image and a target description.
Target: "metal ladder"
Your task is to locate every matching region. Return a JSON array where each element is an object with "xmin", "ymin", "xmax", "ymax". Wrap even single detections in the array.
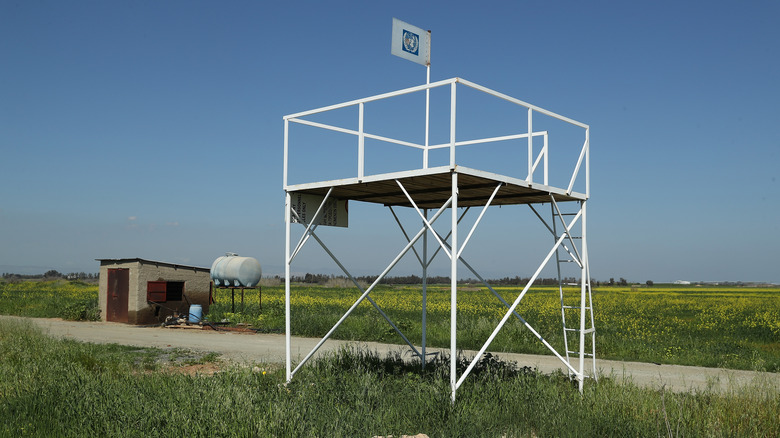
[{"xmin": 552, "ymin": 202, "xmax": 596, "ymax": 383}]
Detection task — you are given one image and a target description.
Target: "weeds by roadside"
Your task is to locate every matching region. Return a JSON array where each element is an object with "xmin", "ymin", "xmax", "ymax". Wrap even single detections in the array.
[{"xmin": 1, "ymin": 319, "xmax": 778, "ymax": 437}]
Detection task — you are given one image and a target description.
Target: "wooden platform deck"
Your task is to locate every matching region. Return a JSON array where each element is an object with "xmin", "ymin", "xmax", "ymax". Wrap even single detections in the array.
[{"xmin": 285, "ymin": 165, "xmax": 585, "ymax": 209}]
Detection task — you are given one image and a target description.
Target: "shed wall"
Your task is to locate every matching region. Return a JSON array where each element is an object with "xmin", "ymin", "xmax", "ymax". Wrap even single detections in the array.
[{"xmin": 99, "ymin": 260, "xmax": 211, "ymax": 325}]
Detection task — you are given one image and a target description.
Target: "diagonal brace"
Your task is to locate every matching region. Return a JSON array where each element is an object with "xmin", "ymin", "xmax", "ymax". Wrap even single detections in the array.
[
  {"xmin": 436, "ymin": 231, "xmax": 581, "ymax": 376},
  {"xmin": 528, "ymin": 204, "xmax": 580, "ymax": 267},
  {"xmin": 290, "ymin": 197, "xmax": 452, "ymax": 377},
  {"xmin": 301, "ymin": 225, "xmax": 421, "ymax": 358},
  {"xmin": 397, "ymin": 179, "xmax": 452, "ymax": 260},
  {"xmin": 389, "ymin": 206, "xmax": 424, "ymax": 267},
  {"xmin": 456, "ymin": 212, "xmax": 583, "ymax": 390},
  {"xmin": 392, "ymin": 206, "xmax": 471, "ymax": 270},
  {"xmin": 288, "ymin": 206, "xmax": 421, "ymax": 357},
  {"xmin": 289, "ymin": 187, "xmax": 334, "ymax": 264}
]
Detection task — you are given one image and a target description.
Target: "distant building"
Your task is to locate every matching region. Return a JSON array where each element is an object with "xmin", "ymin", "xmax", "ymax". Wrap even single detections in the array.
[
  {"xmin": 674, "ymin": 280, "xmax": 691, "ymax": 285},
  {"xmin": 97, "ymin": 258, "xmax": 211, "ymax": 325}
]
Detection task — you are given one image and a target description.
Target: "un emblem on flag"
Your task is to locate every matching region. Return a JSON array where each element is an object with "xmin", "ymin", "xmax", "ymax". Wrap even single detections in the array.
[{"xmin": 402, "ymin": 29, "xmax": 419, "ymax": 56}]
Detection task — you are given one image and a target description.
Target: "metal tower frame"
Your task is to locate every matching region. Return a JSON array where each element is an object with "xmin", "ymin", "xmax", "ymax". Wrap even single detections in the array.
[{"xmin": 283, "ymin": 77, "xmax": 594, "ymax": 400}]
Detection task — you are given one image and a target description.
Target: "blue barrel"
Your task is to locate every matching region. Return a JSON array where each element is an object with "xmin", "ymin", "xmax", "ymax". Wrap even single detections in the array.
[{"xmin": 188, "ymin": 304, "xmax": 203, "ymax": 323}]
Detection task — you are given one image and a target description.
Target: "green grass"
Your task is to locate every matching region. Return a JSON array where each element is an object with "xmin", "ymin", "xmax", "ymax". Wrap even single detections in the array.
[
  {"xmin": 1, "ymin": 319, "xmax": 778, "ymax": 437},
  {"xmin": 4, "ymin": 280, "xmax": 780, "ymax": 371},
  {"xmin": 0, "ymin": 280, "xmax": 100, "ymax": 321},
  {"xmin": 210, "ymin": 284, "xmax": 780, "ymax": 372}
]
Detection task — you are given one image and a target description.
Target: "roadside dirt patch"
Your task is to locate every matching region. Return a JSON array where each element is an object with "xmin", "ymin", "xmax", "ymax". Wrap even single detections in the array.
[{"xmin": 165, "ymin": 363, "xmax": 224, "ymax": 376}]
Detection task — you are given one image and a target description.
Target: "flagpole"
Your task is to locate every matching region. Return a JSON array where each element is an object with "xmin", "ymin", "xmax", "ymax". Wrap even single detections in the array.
[
  {"xmin": 390, "ymin": 19, "xmax": 430, "ymax": 167},
  {"xmin": 424, "ymin": 51, "xmax": 430, "ymax": 169}
]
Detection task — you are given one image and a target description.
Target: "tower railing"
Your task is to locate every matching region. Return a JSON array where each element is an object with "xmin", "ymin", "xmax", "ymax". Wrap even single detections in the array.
[{"xmin": 284, "ymin": 77, "xmax": 589, "ymax": 199}]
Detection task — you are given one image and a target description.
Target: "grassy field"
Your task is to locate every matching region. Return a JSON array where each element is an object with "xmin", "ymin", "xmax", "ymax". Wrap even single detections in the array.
[
  {"xmin": 1, "ymin": 318, "xmax": 779, "ymax": 437},
  {"xmin": 211, "ymin": 283, "xmax": 780, "ymax": 371},
  {"xmin": 0, "ymin": 280, "xmax": 100, "ymax": 321},
  {"xmin": 2, "ymin": 279, "xmax": 780, "ymax": 371}
]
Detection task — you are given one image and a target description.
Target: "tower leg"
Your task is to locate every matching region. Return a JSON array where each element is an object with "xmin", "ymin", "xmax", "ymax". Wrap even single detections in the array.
[
  {"xmin": 284, "ymin": 192, "xmax": 292, "ymax": 382},
  {"xmin": 422, "ymin": 209, "xmax": 428, "ymax": 370},
  {"xmin": 450, "ymin": 172, "xmax": 458, "ymax": 403}
]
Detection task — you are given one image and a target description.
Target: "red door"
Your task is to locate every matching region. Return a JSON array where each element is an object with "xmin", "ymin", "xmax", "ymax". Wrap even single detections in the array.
[{"xmin": 106, "ymin": 268, "xmax": 129, "ymax": 322}]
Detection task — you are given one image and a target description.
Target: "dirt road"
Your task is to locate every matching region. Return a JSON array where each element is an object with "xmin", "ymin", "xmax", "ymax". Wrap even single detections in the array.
[{"xmin": 4, "ymin": 315, "xmax": 778, "ymax": 393}]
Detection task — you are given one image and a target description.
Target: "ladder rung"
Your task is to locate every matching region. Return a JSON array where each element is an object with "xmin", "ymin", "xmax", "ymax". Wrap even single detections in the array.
[
  {"xmin": 562, "ymin": 306, "xmax": 592, "ymax": 310},
  {"xmin": 564, "ymin": 327, "xmax": 595, "ymax": 335},
  {"xmin": 565, "ymin": 283, "xmax": 580, "ymax": 286},
  {"xmin": 567, "ymin": 351, "xmax": 595, "ymax": 357},
  {"xmin": 558, "ymin": 259, "xmax": 576, "ymax": 263}
]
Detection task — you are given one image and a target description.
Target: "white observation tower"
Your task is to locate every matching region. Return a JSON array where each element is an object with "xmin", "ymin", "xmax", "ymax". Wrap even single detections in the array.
[{"xmin": 283, "ymin": 20, "xmax": 595, "ymax": 401}]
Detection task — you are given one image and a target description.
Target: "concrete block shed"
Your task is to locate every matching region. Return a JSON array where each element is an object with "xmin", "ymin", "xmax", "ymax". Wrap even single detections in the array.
[{"xmin": 97, "ymin": 258, "xmax": 211, "ymax": 325}]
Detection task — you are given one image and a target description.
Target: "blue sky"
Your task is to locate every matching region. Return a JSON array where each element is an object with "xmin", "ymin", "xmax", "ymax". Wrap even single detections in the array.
[{"xmin": 1, "ymin": 1, "xmax": 778, "ymax": 283}]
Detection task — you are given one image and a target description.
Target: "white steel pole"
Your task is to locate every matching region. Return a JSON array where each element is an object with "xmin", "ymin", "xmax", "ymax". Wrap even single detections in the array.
[
  {"xmin": 450, "ymin": 171, "xmax": 458, "ymax": 403},
  {"xmin": 585, "ymin": 127, "xmax": 590, "ymax": 198},
  {"xmin": 579, "ymin": 202, "xmax": 587, "ymax": 392},
  {"xmin": 425, "ymin": 207, "xmax": 470, "ymax": 266},
  {"xmin": 567, "ymin": 137, "xmax": 588, "ymax": 196},
  {"xmin": 450, "ymin": 82, "xmax": 456, "ymax": 168},
  {"xmin": 527, "ymin": 108, "xmax": 533, "ymax": 183},
  {"xmin": 422, "ymin": 208, "xmax": 428, "ymax": 369},
  {"xmin": 543, "ymin": 133, "xmax": 549, "ymax": 186},
  {"xmin": 448, "ymin": 77, "xmax": 457, "ymax": 401},
  {"xmin": 358, "ymin": 103, "xmax": 365, "ymax": 181},
  {"xmin": 284, "ymin": 191, "xmax": 292, "ymax": 382},
  {"xmin": 424, "ymin": 63, "xmax": 430, "ymax": 169},
  {"xmin": 283, "ymin": 119, "xmax": 289, "ymax": 188},
  {"xmin": 583, "ymin": 199, "xmax": 596, "ymax": 384}
]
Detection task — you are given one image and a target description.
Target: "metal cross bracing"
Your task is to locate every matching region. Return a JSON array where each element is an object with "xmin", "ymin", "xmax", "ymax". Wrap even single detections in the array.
[{"xmin": 283, "ymin": 78, "xmax": 593, "ymax": 400}]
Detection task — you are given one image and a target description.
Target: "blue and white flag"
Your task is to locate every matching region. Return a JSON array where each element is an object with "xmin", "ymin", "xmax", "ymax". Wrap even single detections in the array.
[{"xmin": 391, "ymin": 18, "xmax": 430, "ymax": 66}]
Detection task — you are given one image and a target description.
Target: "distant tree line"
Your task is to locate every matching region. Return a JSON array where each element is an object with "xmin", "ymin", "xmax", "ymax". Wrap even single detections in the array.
[
  {"xmin": 2, "ymin": 270, "xmax": 98, "ymax": 281},
  {"xmin": 8, "ymin": 271, "xmax": 717, "ymax": 288},
  {"xmin": 607, "ymin": 277, "xmax": 629, "ymax": 286},
  {"xmin": 284, "ymin": 273, "xmax": 609, "ymax": 287}
]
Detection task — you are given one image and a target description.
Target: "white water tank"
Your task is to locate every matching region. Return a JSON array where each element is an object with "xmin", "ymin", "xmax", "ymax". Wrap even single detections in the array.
[{"xmin": 210, "ymin": 253, "xmax": 262, "ymax": 287}]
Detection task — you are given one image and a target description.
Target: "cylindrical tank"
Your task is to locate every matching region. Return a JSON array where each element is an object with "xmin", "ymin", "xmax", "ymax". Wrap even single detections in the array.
[
  {"xmin": 210, "ymin": 253, "xmax": 237, "ymax": 286},
  {"xmin": 210, "ymin": 253, "xmax": 262, "ymax": 287}
]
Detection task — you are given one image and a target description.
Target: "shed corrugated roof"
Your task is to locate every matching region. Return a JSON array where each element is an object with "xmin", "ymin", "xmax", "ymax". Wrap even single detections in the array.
[{"xmin": 96, "ymin": 258, "xmax": 210, "ymax": 272}]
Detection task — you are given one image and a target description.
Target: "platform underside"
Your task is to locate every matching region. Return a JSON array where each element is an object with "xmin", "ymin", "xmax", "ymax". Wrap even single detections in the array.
[{"xmin": 285, "ymin": 165, "xmax": 586, "ymax": 209}]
